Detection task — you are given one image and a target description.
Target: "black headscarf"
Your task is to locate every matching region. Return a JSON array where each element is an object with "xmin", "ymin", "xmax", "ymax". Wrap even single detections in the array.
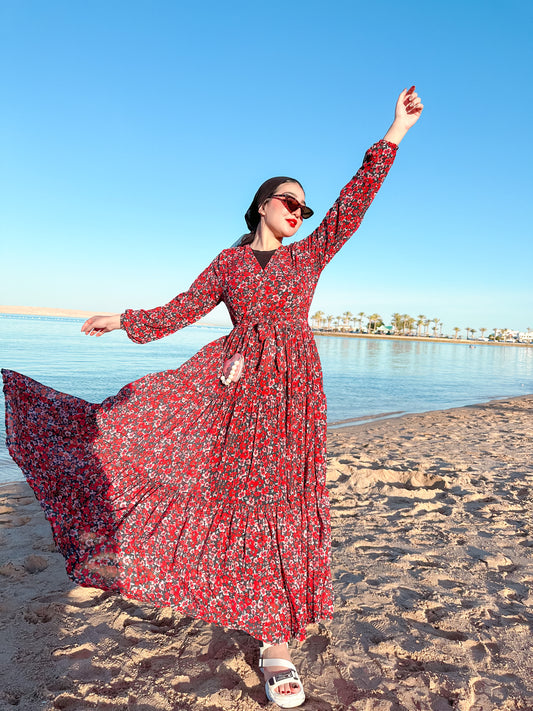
[{"xmin": 237, "ymin": 176, "xmax": 302, "ymax": 247}]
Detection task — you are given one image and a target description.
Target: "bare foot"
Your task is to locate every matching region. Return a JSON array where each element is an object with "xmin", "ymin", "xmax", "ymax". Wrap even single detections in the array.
[{"xmin": 261, "ymin": 643, "xmax": 301, "ymax": 696}]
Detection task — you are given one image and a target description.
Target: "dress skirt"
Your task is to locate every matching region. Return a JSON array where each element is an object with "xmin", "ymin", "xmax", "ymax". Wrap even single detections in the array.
[{"xmin": 1, "ymin": 320, "xmax": 333, "ymax": 643}]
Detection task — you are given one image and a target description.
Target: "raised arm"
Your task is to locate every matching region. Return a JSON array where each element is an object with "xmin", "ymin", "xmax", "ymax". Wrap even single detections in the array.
[
  {"xmin": 296, "ymin": 87, "xmax": 423, "ymax": 271},
  {"xmin": 81, "ymin": 256, "xmax": 224, "ymax": 343},
  {"xmin": 384, "ymin": 85, "xmax": 424, "ymax": 145}
]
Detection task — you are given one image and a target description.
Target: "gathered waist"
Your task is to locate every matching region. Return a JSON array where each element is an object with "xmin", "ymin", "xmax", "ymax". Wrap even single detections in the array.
[
  {"xmin": 226, "ymin": 318, "xmax": 311, "ymax": 374},
  {"xmin": 232, "ymin": 317, "xmax": 310, "ymax": 333}
]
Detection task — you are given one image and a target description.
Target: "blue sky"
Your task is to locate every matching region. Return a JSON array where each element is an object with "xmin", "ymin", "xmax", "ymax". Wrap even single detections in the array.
[{"xmin": 1, "ymin": 0, "xmax": 532, "ymax": 335}]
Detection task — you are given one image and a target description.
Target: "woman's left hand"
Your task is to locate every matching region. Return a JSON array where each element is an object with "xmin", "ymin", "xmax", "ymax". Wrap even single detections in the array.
[
  {"xmin": 384, "ymin": 86, "xmax": 424, "ymax": 145},
  {"xmin": 395, "ymin": 86, "xmax": 424, "ymax": 130}
]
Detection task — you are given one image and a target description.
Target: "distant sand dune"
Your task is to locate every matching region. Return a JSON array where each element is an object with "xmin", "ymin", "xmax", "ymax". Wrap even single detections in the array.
[
  {"xmin": 0, "ymin": 305, "xmax": 114, "ymax": 319},
  {"xmin": 1, "ymin": 306, "xmax": 224, "ymax": 328}
]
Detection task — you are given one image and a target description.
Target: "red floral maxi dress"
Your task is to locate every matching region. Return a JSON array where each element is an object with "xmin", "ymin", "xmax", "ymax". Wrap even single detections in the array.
[{"xmin": 2, "ymin": 140, "xmax": 397, "ymax": 643}]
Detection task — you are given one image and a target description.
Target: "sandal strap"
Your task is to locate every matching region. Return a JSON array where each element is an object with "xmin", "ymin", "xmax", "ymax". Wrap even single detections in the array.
[
  {"xmin": 267, "ymin": 669, "xmax": 302, "ymax": 691},
  {"xmin": 259, "ymin": 657, "xmax": 297, "ymax": 671}
]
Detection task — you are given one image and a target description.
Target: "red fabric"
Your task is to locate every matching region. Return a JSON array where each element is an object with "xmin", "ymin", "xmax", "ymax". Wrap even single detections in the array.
[{"xmin": 2, "ymin": 140, "xmax": 397, "ymax": 643}]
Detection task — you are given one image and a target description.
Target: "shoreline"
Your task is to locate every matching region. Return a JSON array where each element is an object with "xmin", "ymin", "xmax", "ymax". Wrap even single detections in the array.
[
  {"xmin": 313, "ymin": 329, "xmax": 532, "ymax": 347},
  {"xmin": 1, "ymin": 393, "xmax": 532, "ymax": 708},
  {"xmin": 2, "ymin": 307, "xmax": 530, "ymax": 346},
  {"xmin": 326, "ymin": 391, "xmax": 533, "ymax": 430},
  {"xmin": 0, "ymin": 306, "xmax": 225, "ymax": 329}
]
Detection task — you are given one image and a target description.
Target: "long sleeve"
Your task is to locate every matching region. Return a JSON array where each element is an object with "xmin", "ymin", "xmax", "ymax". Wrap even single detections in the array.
[
  {"xmin": 120, "ymin": 256, "xmax": 223, "ymax": 344},
  {"xmin": 294, "ymin": 139, "xmax": 397, "ymax": 272}
]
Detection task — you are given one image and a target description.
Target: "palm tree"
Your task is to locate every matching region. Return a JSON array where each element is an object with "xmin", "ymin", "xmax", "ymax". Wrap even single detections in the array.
[
  {"xmin": 367, "ymin": 313, "xmax": 382, "ymax": 333},
  {"xmin": 401, "ymin": 314, "xmax": 410, "ymax": 335},
  {"xmin": 424, "ymin": 318, "xmax": 431, "ymax": 336},
  {"xmin": 453, "ymin": 327, "xmax": 461, "ymax": 339},
  {"xmin": 357, "ymin": 312, "xmax": 366, "ymax": 333},
  {"xmin": 465, "ymin": 327, "xmax": 471, "ymax": 340},
  {"xmin": 391, "ymin": 313, "xmax": 403, "ymax": 335},
  {"xmin": 311, "ymin": 311, "xmax": 324, "ymax": 329},
  {"xmin": 470, "ymin": 328, "xmax": 476, "ymax": 340},
  {"xmin": 326, "ymin": 315, "xmax": 334, "ymax": 331},
  {"xmin": 342, "ymin": 311, "xmax": 353, "ymax": 332},
  {"xmin": 432, "ymin": 318, "xmax": 440, "ymax": 337},
  {"xmin": 479, "ymin": 327, "xmax": 487, "ymax": 340},
  {"xmin": 416, "ymin": 314, "xmax": 426, "ymax": 337}
]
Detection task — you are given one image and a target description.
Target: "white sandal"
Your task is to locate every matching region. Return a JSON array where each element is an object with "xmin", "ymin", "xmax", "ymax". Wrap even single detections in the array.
[{"xmin": 259, "ymin": 642, "xmax": 306, "ymax": 708}]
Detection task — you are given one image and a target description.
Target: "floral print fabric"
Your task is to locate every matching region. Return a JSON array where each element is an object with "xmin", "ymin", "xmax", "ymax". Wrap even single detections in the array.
[{"xmin": 2, "ymin": 140, "xmax": 397, "ymax": 643}]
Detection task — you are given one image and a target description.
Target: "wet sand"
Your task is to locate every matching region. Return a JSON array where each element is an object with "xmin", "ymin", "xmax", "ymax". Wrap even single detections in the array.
[{"xmin": 1, "ymin": 395, "xmax": 532, "ymax": 710}]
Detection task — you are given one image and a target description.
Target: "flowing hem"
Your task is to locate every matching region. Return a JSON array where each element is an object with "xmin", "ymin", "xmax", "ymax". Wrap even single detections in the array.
[{"xmin": 2, "ymin": 367, "xmax": 333, "ymax": 643}]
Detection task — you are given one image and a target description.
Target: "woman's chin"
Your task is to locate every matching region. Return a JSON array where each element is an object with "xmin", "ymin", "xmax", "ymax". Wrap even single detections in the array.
[{"xmin": 282, "ymin": 228, "xmax": 300, "ymax": 240}]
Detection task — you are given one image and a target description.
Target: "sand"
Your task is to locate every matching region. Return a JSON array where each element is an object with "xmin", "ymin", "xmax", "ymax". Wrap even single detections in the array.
[{"xmin": 0, "ymin": 396, "xmax": 532, "ymax": 710}]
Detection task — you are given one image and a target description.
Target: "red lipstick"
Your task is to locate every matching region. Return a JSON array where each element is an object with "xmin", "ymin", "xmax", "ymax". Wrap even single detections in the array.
[{"xmin": 287, "ymin": 218, "xmax": 297, "ymax": 228}]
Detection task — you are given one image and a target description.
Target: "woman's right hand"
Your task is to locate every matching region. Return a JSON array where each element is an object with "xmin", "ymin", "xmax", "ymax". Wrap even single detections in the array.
[{"xmin": 81, "ymin": 313, "xmax": 122, "ymax": 336}]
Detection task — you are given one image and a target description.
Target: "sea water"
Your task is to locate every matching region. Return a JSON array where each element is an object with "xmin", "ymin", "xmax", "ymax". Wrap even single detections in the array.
[{"xmin": 1, "ymin": 314, "xmax": 532, "ymax": 483}]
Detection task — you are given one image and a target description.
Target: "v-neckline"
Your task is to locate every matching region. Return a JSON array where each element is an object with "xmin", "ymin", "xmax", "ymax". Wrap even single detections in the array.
[{"xmin": 247, "ymin": 244, "xmax": 284, "ymax": 272}]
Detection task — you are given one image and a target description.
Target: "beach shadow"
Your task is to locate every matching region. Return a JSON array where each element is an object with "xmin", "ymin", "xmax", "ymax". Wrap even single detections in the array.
[
  {"xmin": 2, "ymin": 369, "xmax": 131, "ymax": 593},
  {"xmin": 1, "ymin": 369, "xmax": 135, "ymax": 707}
]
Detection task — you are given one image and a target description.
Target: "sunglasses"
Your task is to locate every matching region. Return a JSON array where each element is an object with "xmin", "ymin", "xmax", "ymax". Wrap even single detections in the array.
[{"xmin": 269, "ymin": 193, "xmax": 314, "ymax": 220}]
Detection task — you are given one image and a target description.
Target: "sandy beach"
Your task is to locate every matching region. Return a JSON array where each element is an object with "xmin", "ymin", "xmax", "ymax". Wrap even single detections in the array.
[{"xmin": 1, "ymin": 395, "xmax": 532, "ymax": 710}]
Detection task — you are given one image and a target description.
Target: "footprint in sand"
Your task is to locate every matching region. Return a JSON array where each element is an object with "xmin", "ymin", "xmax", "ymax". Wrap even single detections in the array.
[
  {"xmin": 0, "ymin": 514, "xmax": 31, "ymax": 528},
  {"xmin": 0, "ymin": 561, "xmax": 27, "ymax": 580},
  {"xmin": 437, "ymin": 576, "xmax": 467, "ymax": 592},
  {"xmin": 463, "ymin": 675, "xmax": 503, "ymax": 710},
  {"xmin": 466, "ymin": 546, "xmax": 516, "ymax": 572},
  {"xmin": 23, "ymin": 554, "xmax": 49, "ymax": 573},
  {"xmin": 52, "ymin": 643, "xmax": 97, "ymax": 660},
  {"xmin": 23, "ymin": 603, "xmax": 57, "ymax": 624},
  {"xmin": 50, "ymin": 692, "xmax": 88, "ymax": 709},
  {"xmin": 464, "ymin": 641, "xmax": 488, "ymax": 663},
  {"xmin": 1, "ymin": 689, "xmax": 23, "ymax": 707},
  {"xmin": 32, "ymin": 538, "xmax": 58, "ymax": 552},
  {"xmin": 423, "ymin": 604, "xmax": 448, "ymax": 623}
]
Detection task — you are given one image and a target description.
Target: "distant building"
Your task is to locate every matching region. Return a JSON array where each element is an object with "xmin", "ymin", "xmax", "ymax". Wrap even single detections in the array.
[{"xmin": 518, "ymin": 331, "xmax": 533, "ymax": 343}]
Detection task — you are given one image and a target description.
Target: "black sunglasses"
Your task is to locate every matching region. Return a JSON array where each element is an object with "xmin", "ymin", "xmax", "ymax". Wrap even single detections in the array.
[{"xmin": 269, "ymin": 193, "xmax": 314, "ymax": 219}]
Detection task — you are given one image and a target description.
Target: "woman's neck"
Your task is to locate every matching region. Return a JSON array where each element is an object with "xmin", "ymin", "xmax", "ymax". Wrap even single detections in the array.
[{"xmin": 249, "ymin": 225, "xmax": 282, "ymax": 251}]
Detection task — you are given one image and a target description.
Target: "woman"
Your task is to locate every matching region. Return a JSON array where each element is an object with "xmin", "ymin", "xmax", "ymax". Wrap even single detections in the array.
[{"xmin": 2, "ymin": 87, "xmax": 423, "ymax": 708}]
